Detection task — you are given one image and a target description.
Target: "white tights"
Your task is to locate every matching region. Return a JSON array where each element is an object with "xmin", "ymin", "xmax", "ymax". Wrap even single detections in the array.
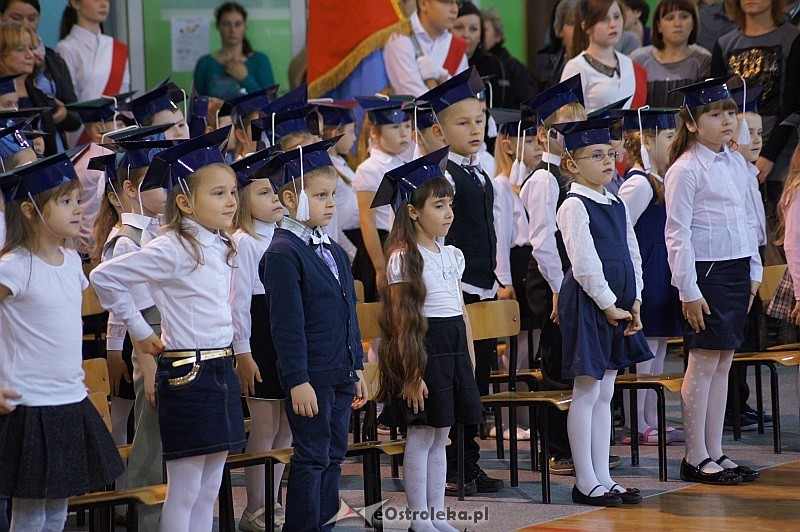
[
  {"xmin": 10, "ymin": 498, "xmax": 67, "ymax": 532},
  {"xmin": 244, "ymin": 398, "xmax": 293, "ymax": 514},
  {"xmin": 159, "ymin": 451, "xmax": 228, "ymax": 532},
  {"xmin": 624, "ymin": 337, "xmax": 667, "ymax": 432},
  {"xmin": 403, "ymin": 426, "xmax": 457, "ymax": 532},
  {"xmin": 568, "ymin": 371, "xmax": 618, "ymax": 495},
  {"xmin": 682, "ymin": 349, "xmax": 736, "ymax": 472}
]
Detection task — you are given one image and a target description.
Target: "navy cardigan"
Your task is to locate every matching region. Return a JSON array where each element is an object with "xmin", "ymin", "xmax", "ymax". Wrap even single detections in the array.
[{"xmin": 261, "ymin": 228, "xmax": 363, "ymax": 389}]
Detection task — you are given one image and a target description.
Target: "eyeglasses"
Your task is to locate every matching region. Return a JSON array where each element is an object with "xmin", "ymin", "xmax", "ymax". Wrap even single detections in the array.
[
  {"xmin": 574, "ymin": 150, "xmax": 617, "ymax": 163},
  {"xmin": 435, "ymin": 0, "xmax": 464, "ymax": 7}
]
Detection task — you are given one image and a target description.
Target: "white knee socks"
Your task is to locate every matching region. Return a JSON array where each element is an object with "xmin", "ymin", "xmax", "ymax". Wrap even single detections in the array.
[
  {"xmin": 682, "ymin": 349, "xmax": 725, "ymax": 472},
  {"xmin": 244, "ymin": 398, "xmax": 293, "ymax": 514},
  {"xmin": 403, "ymin": 426, "xmax": 458, "ymax": 532},
  {"xmin": 160, "ymin": 451, "xmax": 228, "ymax": 532},
  {"xmin": 11, "ymin": 498, "xmax": 67, "ymax": 532}
]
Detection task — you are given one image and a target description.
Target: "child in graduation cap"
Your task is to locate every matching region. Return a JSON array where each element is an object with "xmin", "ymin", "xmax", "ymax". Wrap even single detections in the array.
[
  {"xmin": 374, "ymin": 147, "xmax": 483, "ymax": 532},
  {"xmin": 228, "ymin": 85, "xmax": 278, "ymax": 160},
  {"xmin": 419, "ymin": 66, "xmax": 505, "ymax": 495},
  {"xmin": 126, "ymin": 82, "xmax": 189, "ymax": 141},
  {"xmin": 261, "ymin": 138, "xmax": 368, "ymax": 531},
  {"xmin": 405, "ymin": 102, "xmax": 446, "ymax": 158},
  {"xmin": 251, "ymin": 85, "xmax": 322, "ymax": 151},
  {"xmin": 228, "ymin": 147, "xmax": 291, "ymax": 531},
  {"xmin": 353, "ymin": 95, "xmax": 412, "ymax": 303},
  {"xmin": 91, "ymin": 128, "xmax": 246, "ymax": 532},
  {"xmin": 0, "ymin": 150, "xmax": 124, "ymax": 531},
  {"xmin": 616, "ymin": 107, "xmax": 685, "ymax": 446},
  {"xmin": 554, "ymin": 118, "xmax": 651, "ymax": 507},
  {"xmin": 665, "ymin": 77, "xmax": 762, "ymax": 485}
]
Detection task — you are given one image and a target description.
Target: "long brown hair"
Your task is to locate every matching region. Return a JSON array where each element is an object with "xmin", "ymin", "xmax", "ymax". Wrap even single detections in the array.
[
  {"xmin": 668, "ymin": 99, "xmax": 738, "ymax": 166},
  {"xmin": 776, "ymin": 143, "xmax": 800, "ymax": 245},
  {"xmin": 162, "ymin": 163, "xmax": 237, "ymax": 268},
  {"xmin": 91, "ymin": 178, "xmax": 124, "ymax": 265},
  {"xmin": 571, "ymin": 0, "xmax": 622, "ymax": 58},
  {"xmin": 493, "ymin": 132, "xmax": 514, "ymax": 177},
  {"xmin": 375, "ymin": 177, "xmax": 455, "ymax": 403},
  {"xmin": 623, "ymin": 130, "xmax": 665, "ymax": 204},
  {"xmin": 651, "ymin": 0, "xmax": 700, "ymax": 50},
  {"xmin": 0, "ymin": 179, "xmax": 80, "ymax": 259}
]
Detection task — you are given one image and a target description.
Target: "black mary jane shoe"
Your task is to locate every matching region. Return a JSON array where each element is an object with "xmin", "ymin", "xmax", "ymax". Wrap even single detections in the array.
[
  {"xmin": 680, "ymin": 458, "xmax": 743, "ymax": 485},
  {"xmin": 715, "ymin": 455, "xmax": 760, "ymax": 482},
  {"xmin": 572, "ymin": 485, "xmax": 623, "ymax": 507},
  {"xmin": 610, "ymin": 483, "xmax": 642, "ymax": 504}
]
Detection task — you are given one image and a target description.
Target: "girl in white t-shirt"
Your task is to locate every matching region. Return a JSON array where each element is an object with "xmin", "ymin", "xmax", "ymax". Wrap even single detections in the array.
[
  {"xmin": 0, "ymin": 152, "xmax": 124, "ymax": 531},
  {"xmin": 374, "ymin": 148, "xmax": 483, "ymax": 532}
]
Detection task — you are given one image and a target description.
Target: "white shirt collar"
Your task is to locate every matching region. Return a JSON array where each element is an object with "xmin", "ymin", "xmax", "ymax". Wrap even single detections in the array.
[
  {"xmin": 693, "ymin": 142, "xmax": 732, "ymax": 171},
  {"xmin": 569, "ymin": 181, "xmax": 620, "ymax": 204},
  {"xmin": 542, "ymin": 151, "xmax": 562, "ymax": 165},
  {"xmin": 121, "ymin": 212, "xmax": 153, "ymax": 231},
  {"xmin": 369, "ymin": 147, "xmax": 403, "ymax": 165},
  {"xmin": 69, "ymin": 24, "xmax": 100, "ymax": 47},
  {"xmin": 410, "ymin": 11, "xmax": 448, "ymax": 46},
  {"xmin": 254, "ymin": 219, "xmax": 276, "ymax": 239},
  {"xmin": 447, "ymin": 151, "xmax": 479, "ymax": 168},
  {"xmin": 183, "ymin": 218, "xmax": 225, "ymax": 246}
]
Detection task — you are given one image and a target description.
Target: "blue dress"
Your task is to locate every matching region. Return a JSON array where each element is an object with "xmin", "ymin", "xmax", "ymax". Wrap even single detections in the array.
[
  {"xmin": 559, "ymin": 192, "xmax": 653, "ymax": 379},
  {"xmin": 626, "ymin": 170, "xmax": 683, "ymax": 338}
]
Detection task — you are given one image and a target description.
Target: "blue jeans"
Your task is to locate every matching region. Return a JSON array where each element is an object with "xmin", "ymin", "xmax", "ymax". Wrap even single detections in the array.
[{"xmin": 283, "ymin": 382, "xmax": 354, "ymax": 531}]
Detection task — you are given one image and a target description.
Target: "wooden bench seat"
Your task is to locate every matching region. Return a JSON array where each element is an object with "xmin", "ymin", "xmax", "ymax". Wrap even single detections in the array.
[{"xmin": 68, "ymin": 484, "xmax": 167, "ymax": 532}]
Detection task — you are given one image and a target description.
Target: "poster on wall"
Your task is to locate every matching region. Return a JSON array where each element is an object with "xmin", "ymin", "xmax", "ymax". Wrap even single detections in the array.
[{"xmin": 171, "ymin": 17, "xmax": 210, "ymax": 72}]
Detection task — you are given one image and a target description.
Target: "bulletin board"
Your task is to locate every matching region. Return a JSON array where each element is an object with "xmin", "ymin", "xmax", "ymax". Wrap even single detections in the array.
[{"xmin": 141, "ymin": 0, "xmax": 294, "ymax": 93}]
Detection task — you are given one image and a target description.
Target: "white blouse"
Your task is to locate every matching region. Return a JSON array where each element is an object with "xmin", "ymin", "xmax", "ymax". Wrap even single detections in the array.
[
  {"xmin": 560, "ymin": 51, "xmax": 635, "ymax": 113},
  {"xmin": 664, "ymin": 143, "xmax": 762, "ymax": 302},
  {"xmin": 230, "ymin": 221, "xmax": 275, "ymax": 355},
  {"xmin": 90, "ymin": 219, "xmax": 234, "ymax": 350},
  {"xmin": 387, "ymin": 243, "xmax": 465, "ymax": 318},
  {"xmin": 557, "ymin": 182, "xmax": 644, "ymax": 311},
  {"xmin": 354, "ymin": 148, "xmax": 402, "ymax": 232},
  {"xmin": 617, "ymin": 170, "xmax": 661, "ymax": 226},
  {"xmin": 745, "ymin": 162, "xmax": 767, "ymax": 247},
  {"xmin": 328, "ymin": 153, "xmax": 360, "ymax": 261},
  {"xmin": 56, "ymin": 24, "xmax": 130, "ymax": 102},
  {"xmin": 519, "ymin": 152, "xmax": 565, "ymax": 294},
  {"xmin": 494, "ymin": 173, "xmax": 529, "ymax": 286}
]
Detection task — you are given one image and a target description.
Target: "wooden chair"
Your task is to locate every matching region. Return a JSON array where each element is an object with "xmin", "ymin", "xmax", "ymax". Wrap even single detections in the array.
[
  {"xmin": 352, "ymin": 303, "xmax": 382, "ymax": 443},
  {"xmin": 615, "ymin": 372, "xmax": 684, "ymax": 481},
  {"xmin": 83, "ymin": 358, "xmax": 112, "ymax": 431},
  {"xmin": 354, "ymin": 279, "xmax": 365, "ymax": 303},
  {"xmin": 81, "ymin": 285, "xmax": 107, "ymax": 359}
]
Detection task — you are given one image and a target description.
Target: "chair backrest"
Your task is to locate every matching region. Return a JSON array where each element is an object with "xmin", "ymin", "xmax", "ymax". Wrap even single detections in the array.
[
  {"xmin": 759, "ymin": 264, "xmax": 788, "ymax": 304},
  {"xmin": 87, "ymin": 391, "xmax": 112, "ymax": 431},
  {"xmin": 357, "ymin": 302, "xmax": 382, "ymax": 342},
  {"xmin": 82, "ymin": 358, "xmax": 111, "ymax": 396},
  {"xmin": 353, "ymin": 279, "xmax": 365, "ymax": 303},
  {"xmin": 361, "ymin": 362, "xmax": 381, "ymax": 399},
  {"xmin": 82, "ymin": 284, "xmax": 106, "ymax": 317},
  {"xmin": 466, "ymin": 299, "xmax": 521, "ymax": 341}
]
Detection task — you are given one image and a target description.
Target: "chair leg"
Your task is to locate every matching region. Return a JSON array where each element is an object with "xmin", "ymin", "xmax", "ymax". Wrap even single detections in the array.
[
  {"xmin": 390, "ymin": 426, "xmax": 400, "ymax": 478},
  {"xmin": 530, "ymin": 407, "xmax": 539, "ymax": 472},
  {"xmin": 266, "ymin": 458, "xmax": 276, "ymax": 532},
  {"xmin": 352, "ymin": 409, "xmax": 362, "ymax": 444},
  {"xmin": 755, "ymin": 366, "xmax": 765, "ymax": 434},
  {"xmin": 768, "ymin": 362, "xmax": 781, "ymax": 453},
  {"xmin": 457, "ymin": 423, "xmax": 465, "ymax": 501},
  {"xmin": 509, "ymin": 406, "xmax": 518, "ymax": 487},
  {"xmin": 495, "ymin": 406, "xmax": 505, "ymax": 460},
  {"xmin": 656, "ymin": 387, "xmax": 668, "ymax": 481},
  {"xmin": 126, "ymin": 502, "xmax": 139, "ymax": 532},
  {"xmin": 628, "ymin": 385, "xmax": 640, "ymax": 467},
  {"xmin": 539, "ymin": 406, "xmax": 551, "ymax": 504},
  {"xmin": 732, "ymin": 365, "xmax": 743, "ymax": 441},
  {"xmin": 218, "ymin": 469, "xmax": 235, "ymax": 532}
]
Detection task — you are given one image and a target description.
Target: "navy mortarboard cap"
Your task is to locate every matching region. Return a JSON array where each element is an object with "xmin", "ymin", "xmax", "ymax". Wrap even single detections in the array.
[
  {"xmin": 188, "ymin": 94, "xmax": 209, "ymax": 138},
  {"xmin": 371, "ymin": 146, "xmax": 449, "ymax": 211},
  {"xmin": 0, "ymin": 108, "xmax": 46, "ymax": 122},
  {"xmin": 315, "ymin": 100, "xmax": 357, "ymax": 128},
  {"xmin": 230, "ymin": 84, "xmax": 279, "ymax": 119},
  {"xmin": 670, "ymin": 75, "xmax": 734, "ymax": 107},
  {"xmin": 587, "ymin": 97, "xmax": 630, "ymax": 119},
  {"xmin": 356, "ymin": 96, "xmax": 409, "ymax": 125},
  {"xmin": 0, "ymin": 117, "xmax": 34, "ymax": 160},
  {"xmin": 0, "ymin": 145, "xmax": 87, "ymax": 202},
  {"xmin": 104, "ymin": 123, "xmax": 172, "ymax": 144},
  {"xmin": 522, "ymin": 74, "xmax": 584, "ymax": 125},
  {"xmin": 780, "ymin": 112, "xmax": 800, "ymax": 130},
  {"xmin": 265, "ymin": 136, "xmax": 339, "ymax": 192},
  {"xmin": 262, "ymin": 85, "xmax": 308, "ymax": 116},
  {"xmin": 112, "ymin": 139, "xmax": 180, "ymax": 170},
  {"xmin": 0, "ymin": 75, "xmax": 16, "ymax": 96},
  {"xmin": 126, "ymin": 83, "xmax": 182, "ymax": 124},
  {"xmin": 618, "ymin": 108, "xmax": 678, "ymax": 131},
  {"xmin": 402, "ymin": 101, "xmax": 437, "ymax": 130},
  {"xmin": 488, "ymin": 108, "xmax": 536, "ymax": 137},
  {"xmin": 143, "ymin": 126, "xmax": 231, "ymax": 192},
  {"xmin": 416, "ymin": 67, "xmax": 484, "ymax": 114},
  {"xmin": 88, "ymin": 153, "xmax": 118, "ymax": 183},
  {"xmin": 732, "ymin": 86, "xmax": 763, "ymax": 114},
  {"xmin": 250, "ymin": 104, "xmax": 321, "ymax": 143},
  {"xmin": 230, "ymin": 145, "xmax": 283, "ymax": 187},
  {"xmin": 552, "ymin": 118, "xmax": 614, "ymax": 152},
  {"xmin": 66, "ymin": 97, "xmax": 119, "ymax": 124}
]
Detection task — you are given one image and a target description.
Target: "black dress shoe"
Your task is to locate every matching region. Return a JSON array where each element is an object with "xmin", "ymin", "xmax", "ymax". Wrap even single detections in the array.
[
  {"xmin": 571, "ymin": 485, "xmax": 622, "ymax": 507},
  {"xmin": 444, "ymin": 479, "xmax": 477, "ymax": 496},
  {"xmin": 680, "ymin": 458, "xmax": 742, "ymax": 485},
  {"xmin": 715, "ymin": 455, "xmax": 760, "ymax": 482},
  {"xmin": 473, "ymin": 469, "xmax": 504, "ymax": 493},
  {"xmin": 610, "ymin": 484, "xmax": 642, "ymax": 504}
]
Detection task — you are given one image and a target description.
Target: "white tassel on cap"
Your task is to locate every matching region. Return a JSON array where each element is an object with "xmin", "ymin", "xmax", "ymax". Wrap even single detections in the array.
[
  {"xmin": 412, "ymin": 105, "xmax": 422, "ymax": 159},
  {"xmin": 736, "ymin": 78, "xmax": 751, "ymax": 146},
  {"xmin": 295, "ymin": 144, "xmax": 311, "ymax": 221},
  {"xmin": 487, "ymin": 114, "xmax": 498, "ymax": 139},
  {"xmin": 637, "ymin": 105, "xmax": 651, "ymax": 173},
  {"xmin": 509, "ymin": 121, "xmax": 524, "ymax": 186}
]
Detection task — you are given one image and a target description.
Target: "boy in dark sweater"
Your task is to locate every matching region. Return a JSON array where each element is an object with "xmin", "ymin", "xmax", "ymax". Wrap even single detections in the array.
[
  {"xmin": 261, "ymin": 138, "xmax": 368, "ymax": 531},
  {"xmin": 421, "ymin": 66, "xmax": 505, "ymax": 496}
]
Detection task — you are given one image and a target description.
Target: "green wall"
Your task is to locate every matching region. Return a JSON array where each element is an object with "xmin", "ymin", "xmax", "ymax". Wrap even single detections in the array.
[
  {"xmin": 141, "ymin": 0, "xmax": 293, "ymax": 93},
  {"xmin": 481, "ymin": 0, "xmax": 527, "ymax": 62}
]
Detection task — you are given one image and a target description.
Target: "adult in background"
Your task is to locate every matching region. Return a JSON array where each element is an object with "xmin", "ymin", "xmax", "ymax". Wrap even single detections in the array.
[
  {"xmin": 56, "ymin": 0, "xmax": 130, "ymax": 147},
  {"xmin": 623, "ymin": 0, "xmax": 651, "ymax": 45},
  {"xmin": 0, "ymin": 23, "xmax": 60, "ymax": 156},
  {"xmin": 475, "ymin": 6, "xmax": 536, "ymax": 108},
  {"xmin": 193, "ymin": 2, "xmax": 275, "ymax": 101},
  {"xmin": 630, "ymin": 0, "xmax": 710, "ymax": 108},
  {"xmin": 531, "ymin": 0, "xmax": 580, "ymax": 94},
  {"xmin": 383, "ymin": 0, "xmax": 468, "ymax": 97},
  {"xmin": 697, "ymin": 0, "xmax": 737, "ymax": 52},
  {"xmin": 0, "ymin": 0, "xmax": 80, "ymax": 152}
]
